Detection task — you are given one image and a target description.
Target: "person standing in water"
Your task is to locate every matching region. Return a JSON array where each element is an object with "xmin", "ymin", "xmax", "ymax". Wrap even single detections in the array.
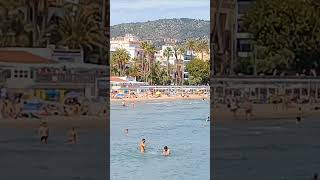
[
  {"xmin": 68, "ymin": 127, "xmax": 78, "ymax": 144},
  {"xmin": 139, "ymin": 138, "xmax": 146, "ymax": 153},
  {"xmin": 244, "ymin": 99, "xmax": 253, "ymax": 120},
  {"xmin": 296, "ymin": 107, "xmax": 303, "ymax": 124},
  {"xmin": 230, "ymin": 100, "xmax": 238, "ymax": 119},
  {"xmin": 163, "ymin": 146, "xmax": 170, "ymax": 156},
  {"xmin": 39, "ymin": 122, "xmax": 49, "ymax": 144}
]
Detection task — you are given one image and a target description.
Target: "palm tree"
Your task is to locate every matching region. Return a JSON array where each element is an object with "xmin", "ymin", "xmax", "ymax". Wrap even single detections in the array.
[
  {"xmin": 177, "ymin": 45, "xmax": 186, "ymax": 60},
  {"xmin": 129, "ymin": 57, "xmax": 143, "ymax": 81},
  {"xmin": 177, "ymin": 45, "xmax": 186, "ymax": 85},
  {"xmin": 15, "ymin": 0, "xmax": 50, "ymax": 47},
  {"xmin": 140, "ymin": 41, "xmax": 157, "ymax": 84},
  {"xmin": 196, "ymin": 39, "xmax": 209, "ymax": 60},
  {"xmin": 56, "ymin": 3, "xmax": 105, "ymax": 50},
  {"xmin": 0, "ymin": 0, "xmax": 33, "ymax": 47},
  {"xmin": 172, "ymin": 46, "xmax": 180, "ymax": 85},
  {"xmin": 163, "ymin": 47, "xmax": 173, "ymax": 78},
  {"xmin": 111, "ymin": 48, "xmax": 130, "ymax": 76},
  {"xmin": 150, "ymin": 61, "xmax": 162, "ymax": 85},
  {"xmin": 185, "ymin": 39, "xmax": 197, "ymax": 60},
  {"xmin": 146, "ymin": 44, "xmax": 156, "ymax": 84},
  {"xmin": 140, "ymin": 41, "xmax": 149, "ymax": 82},
  {"xmin": 128, "ymin": 63, "xmax": 142, "ymax": 80}
]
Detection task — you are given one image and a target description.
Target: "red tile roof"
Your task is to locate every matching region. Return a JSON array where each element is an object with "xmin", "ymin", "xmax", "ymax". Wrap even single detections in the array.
[
  {"xmin": 0, "ymin": 50, "xmax": 56, "ymax": 64},
  {"xmin": 110, "ymin": 76, "xmax": 127, "ymax": 82}
]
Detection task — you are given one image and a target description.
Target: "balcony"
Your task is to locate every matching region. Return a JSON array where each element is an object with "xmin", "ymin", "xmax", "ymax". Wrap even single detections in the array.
[
  {"xmin": 236, "ymin": 32, "xmax": 252, "ymax": 39},
  {"xmin": 238, "ymin": 52, "xmax": 252, "ymax": 58},
  {"xmin": 35, "ymin": 73, "xmax": 97, "ymax": 83}
]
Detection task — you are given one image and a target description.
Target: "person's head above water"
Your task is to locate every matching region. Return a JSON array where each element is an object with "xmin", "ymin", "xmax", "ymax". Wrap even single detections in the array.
[
  {"xmin": 142, "ymin": 138, "xmax": 145, "ymax": 143},
  {"xmin": 164, "ymin": 146, "xmax": 168, "ymax": 150}
]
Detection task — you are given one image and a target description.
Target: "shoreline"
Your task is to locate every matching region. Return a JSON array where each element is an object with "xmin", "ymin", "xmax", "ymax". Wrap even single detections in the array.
[
  {"xmin": 111, "ymin": 95, "xmax": 208, "ymax": 103},
  {"xmin": 3, "ymin": 100, "xmax": 320, "ymax": 128},
  {"xmin": 212, "ymin": 103, "xmax": 320, "ymax": 121},
  {"xmin": 0, "ymin": 116, "xmax": 108, "ymax": 129}
]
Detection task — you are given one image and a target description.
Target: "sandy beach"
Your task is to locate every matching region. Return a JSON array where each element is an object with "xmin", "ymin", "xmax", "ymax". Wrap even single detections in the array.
[{"xmin": 111, "ymin": 94, "xmax": 208, "ymax": 103}]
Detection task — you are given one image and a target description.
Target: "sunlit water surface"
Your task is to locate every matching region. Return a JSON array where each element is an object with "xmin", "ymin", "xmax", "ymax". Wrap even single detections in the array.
[{"xmin": 111, "ymin": 100, "xmax": 210, "ymax": 180}]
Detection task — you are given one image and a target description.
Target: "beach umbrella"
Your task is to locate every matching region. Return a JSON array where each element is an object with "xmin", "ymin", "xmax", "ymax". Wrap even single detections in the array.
[{"xmin": 115, "ymin": 93, "xmax": 124, "ymax": 98}]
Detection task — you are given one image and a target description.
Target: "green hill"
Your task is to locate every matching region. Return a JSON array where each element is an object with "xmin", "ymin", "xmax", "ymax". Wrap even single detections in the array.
[{"xmin": 110, "ymin": 18, "xmax": 210, "ymax": 42}]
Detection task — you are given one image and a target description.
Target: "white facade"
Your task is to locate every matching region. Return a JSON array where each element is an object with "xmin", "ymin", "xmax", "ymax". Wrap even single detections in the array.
[
  {"xmin": 156, "ymin": 45, "xmax": 176, "ymax": 66},
  {"xmin": 110, "ymin": 34, "xmax": 143, "ymax": 60}
]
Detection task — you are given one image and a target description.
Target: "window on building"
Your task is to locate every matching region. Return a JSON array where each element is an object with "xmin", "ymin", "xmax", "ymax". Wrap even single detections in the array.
[
  {"xmin": 19, "ymin": 70, "xmax": 23, "ymax": 78},
  {"xmin": 24, "ymin": 71, "xmax": 28, "ymax": 78},
  {"xmin": 14, "ymin": 70, "xmax": 18, "ymax": 78},
  {"xmin": 237, "ymin": 39, "xmax": 251, "ymax": 52}
]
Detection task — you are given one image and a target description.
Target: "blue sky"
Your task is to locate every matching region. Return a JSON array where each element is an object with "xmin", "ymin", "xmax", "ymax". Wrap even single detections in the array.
[{"xmin": 111, "ymin": 0, "xmax": 210, "ymax": 25}]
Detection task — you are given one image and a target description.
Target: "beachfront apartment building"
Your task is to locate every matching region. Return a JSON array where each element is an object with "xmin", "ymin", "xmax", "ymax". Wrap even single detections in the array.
[
  {"xmin": 155, "ymin": 45, "xmax": 176, "ymax": 66},
  {"xmin": 110, "ymin": 34, "xmax": 144, "ymax": 60},
  {"xmin": 183, "ymin": 50, "xmax": 195, "ymax": 81},
  {"xmin": 212, "ymin": 0, "xmax": 235, "ymax": 75},
  {"xmin": 236, "ymin": 0, "xmax": 254, "ymax": 59},
  {"xmin": 212, "ymin": 0, "xmax": 254, "ymax": 74},
  {"xmin": 0, "ymin": 49, "xmax": 108, "ymax": 100}
]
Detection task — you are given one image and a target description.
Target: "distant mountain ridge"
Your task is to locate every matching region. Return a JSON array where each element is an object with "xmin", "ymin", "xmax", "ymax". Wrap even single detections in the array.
[{"xmin": 110, "ymin": 18, "xmax": 210, "ymax": 43}]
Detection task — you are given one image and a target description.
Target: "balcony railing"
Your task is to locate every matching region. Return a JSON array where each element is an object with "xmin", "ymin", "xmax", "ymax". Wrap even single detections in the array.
[{"xmin": 34, "ymin": 73, "xmax": 98, "ymax": 83}]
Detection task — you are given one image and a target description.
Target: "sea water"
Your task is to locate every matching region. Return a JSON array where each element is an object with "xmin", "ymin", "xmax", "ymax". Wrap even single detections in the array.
[
  {"xmin": 111, "ymin": 100, "xmax": 210, "ymax": 180},
  {"xmin": 212, "ymin": 119, "xmax": 320, "ymax": 180},
  {"xmin": 0, "ymin": 128, "xmax": 107, "ymax": 180}
]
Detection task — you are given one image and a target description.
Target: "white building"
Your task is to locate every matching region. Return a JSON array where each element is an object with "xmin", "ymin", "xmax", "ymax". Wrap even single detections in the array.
[
  {"xmin": 0, "ymin": 49, "xmax": 108, "ymax": 98},
  {"xmin": 110, "ymin": 34, "xmax": 143, "ymax": 60},
  {"xmin": 155, "ymin": 45, "xmax": 177, "ymax": 66}
]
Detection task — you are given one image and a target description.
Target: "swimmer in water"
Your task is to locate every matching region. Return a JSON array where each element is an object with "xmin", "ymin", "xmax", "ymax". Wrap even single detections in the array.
[
  {"xmin": 124, "ymin": 128, "xmax": 128, "ymax": 135},
  {"xmin": 313, "ymin": 173, "xmax": 318, "ymax": 180},
  {"xmin": 122, "ymin": 100, "xmax": 126, "ymax": 107},
  {"xmin": 39, "ymin": 122, "xmax": 49, "ymax": 144},
  {"xmin": 140, "ymin": 138, "xmax": 146, "ymax": 153},
  {"xmin": 131, "ymin": 101, "xmax": 135, "ymax": 108},
  {"xmin": 207, "ymin": 116, "xmax": 210, "ymax": 121},
  {"xmin": 296, "ymin": 107, "xmax": 303, "ymax": 124},
  {"xmin": 163, "ymin": 146, "xmax": 170, "ymax": 156},
  {"xmin": 68, "ymin": 127, "xmax": 78, "ymax": 144},
  {"xmin": 296, "ymin": 116, "xmax": 301, "ymax": 123}
]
